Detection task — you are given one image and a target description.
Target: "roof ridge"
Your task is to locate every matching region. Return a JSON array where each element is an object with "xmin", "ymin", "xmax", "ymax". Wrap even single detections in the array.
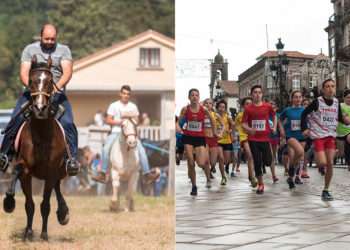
[
  {"xmin": 257, "ymin": 50, "xmax": 321, "ymax": 60},
  {"xmin": 74, "ymin": 29, "xmax": 174, "ymax": 70}
]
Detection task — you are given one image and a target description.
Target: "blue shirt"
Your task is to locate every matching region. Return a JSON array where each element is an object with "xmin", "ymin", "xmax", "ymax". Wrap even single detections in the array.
[
  {"xmin": 176, "ymin": 117, "xmax": 186, "ymax": 147},
  {"xmin": 269, "ymin": 113, "xmax": 280, "ymax": 139},
  {"xmin": 280, "ymin": 107, "xmax": 305, "ymax": 140}
]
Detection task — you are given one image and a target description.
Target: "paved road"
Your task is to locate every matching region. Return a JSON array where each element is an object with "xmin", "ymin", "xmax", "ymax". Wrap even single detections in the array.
[{"xmin": 176, "ymin": 161, "xmax": 350, "ymax": 250}]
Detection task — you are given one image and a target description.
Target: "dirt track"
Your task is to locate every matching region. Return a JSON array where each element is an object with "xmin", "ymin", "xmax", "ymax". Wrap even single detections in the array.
[{"xmin": 0, "ymin": 194, "xmax": 174, "ymax": 250}]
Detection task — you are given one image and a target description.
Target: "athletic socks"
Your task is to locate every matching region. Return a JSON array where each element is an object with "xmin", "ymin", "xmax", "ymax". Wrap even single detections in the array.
[{"xmin": 288, "ymin": 165, "xmax": 295, "ymax": 177}]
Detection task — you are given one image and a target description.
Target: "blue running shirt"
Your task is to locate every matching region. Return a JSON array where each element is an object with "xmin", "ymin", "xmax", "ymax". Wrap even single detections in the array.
[{"xmin": 280, "ymin": 107, "xmax": 305, "ymax": 140}]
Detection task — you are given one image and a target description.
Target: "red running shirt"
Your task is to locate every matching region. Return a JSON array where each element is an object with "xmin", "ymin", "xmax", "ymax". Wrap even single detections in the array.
[
  {"xmin": 242, "ymin": 102, "xmax": 275, "ymax": 142},
  {"xmin": 183, "ymin": 105, "xmax": 206, "ymax": 137}
]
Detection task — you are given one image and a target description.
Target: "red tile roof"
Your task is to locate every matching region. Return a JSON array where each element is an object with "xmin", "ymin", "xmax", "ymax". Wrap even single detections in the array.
[
  {"xmin": 218, "ymin": 80, "xmax": 239, "ymax": 97},
  {"xmin": 257, "ymin": 50, "xmax": 316, "ymax": 60}
]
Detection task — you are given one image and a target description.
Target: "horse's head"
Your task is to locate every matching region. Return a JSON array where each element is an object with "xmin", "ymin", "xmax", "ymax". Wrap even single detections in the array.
[
  {"xmin": 121, "ymin": 118, "xmax": 138, "ymax": 149},
  {"xmin": 28, "ymin": 55, "xmax": 54, "ymax": 119}
]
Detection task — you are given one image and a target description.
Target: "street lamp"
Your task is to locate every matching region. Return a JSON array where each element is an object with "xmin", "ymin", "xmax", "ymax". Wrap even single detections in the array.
[
  {"xmin": 214, "ymin": 69, "xmax": 224, "ymax": 102},
  {"xmin": 215, "ymin": 84, "xmax": 224, "ymax": 102},
  {"xmin": 269, "ymin": 38, "xmax": 289, "ymax": 110}
]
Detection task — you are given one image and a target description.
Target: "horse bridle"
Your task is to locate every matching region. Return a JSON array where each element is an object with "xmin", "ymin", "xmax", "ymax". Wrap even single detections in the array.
[
  {"xmin": 121, "ymin": 119, "xmax": 138, "ymax": 151},
  {"xmin": 29, "ymin": 67, "xmax": 62, "ymax": 98},
  {"xmin": 121, "ymin": 118, "xmax": 138, "ymax": 138}
]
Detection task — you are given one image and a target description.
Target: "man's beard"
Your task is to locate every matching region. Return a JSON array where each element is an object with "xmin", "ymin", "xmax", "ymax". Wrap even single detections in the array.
[{"xmin": 40, "ymin": 42, "xmax": 56, "ymax": 51}]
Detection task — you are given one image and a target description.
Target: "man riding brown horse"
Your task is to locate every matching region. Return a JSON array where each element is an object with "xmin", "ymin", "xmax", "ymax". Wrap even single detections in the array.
[
  {"xmin": 3, "ymin": 55, "xmax": 72, "ymax": 240},
  {"xmin": 0, "ymin": 24, "xmax": 79, "ymax": 175}
]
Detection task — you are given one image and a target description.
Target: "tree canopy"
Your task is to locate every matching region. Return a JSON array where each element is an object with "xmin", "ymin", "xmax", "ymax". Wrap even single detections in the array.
[{"xmin": 0, "ymin": 0, "xmax": 174, "ymax": 108}]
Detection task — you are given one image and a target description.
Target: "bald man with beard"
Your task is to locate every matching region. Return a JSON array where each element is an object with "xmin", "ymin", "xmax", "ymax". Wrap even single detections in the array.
[{"xmin": 0, "ymin": 24, "xmax": 79, "ymax": 175}]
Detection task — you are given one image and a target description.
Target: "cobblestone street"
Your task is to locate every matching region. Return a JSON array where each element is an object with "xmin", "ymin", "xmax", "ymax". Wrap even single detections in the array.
[{"xmin": 176, "ymin": 161, "xmax": 350, "ymax": 249}]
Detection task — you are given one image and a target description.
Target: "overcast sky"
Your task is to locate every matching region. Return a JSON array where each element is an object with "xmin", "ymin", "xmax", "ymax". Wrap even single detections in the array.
[{"xmin": 175, "ymin": 0, "xmax": 334, "ymax": 114}]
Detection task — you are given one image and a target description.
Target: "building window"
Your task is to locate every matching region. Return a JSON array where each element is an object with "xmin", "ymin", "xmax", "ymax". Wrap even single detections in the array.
[
  {"xmin": 330, "ymin": 37, "xmax": 335, "ymax": 48},
  {"xmin": 292, "ymin": 76, "xmax": 300, "ymax": 90},
  {"xmin": 267, "ymin": 75, "xmax": 273, "ymax": 89},
  {"xmin": 309, "ymin": 75, "xmax": 317, "ymax": 88},
  {"xmin": 331, "ymin": 49, "xmax": 336, "ymax": 60},
  {"xmin": 345, "ymin": 24, "xmax": 350, "ymax": 47},
  {"xmin": 331, "ymin": 71, "xmax": 336, "ymax": 80},
  {"xmin": 139, "ymin": 48, "xmax": 160, "ymax": 68}
]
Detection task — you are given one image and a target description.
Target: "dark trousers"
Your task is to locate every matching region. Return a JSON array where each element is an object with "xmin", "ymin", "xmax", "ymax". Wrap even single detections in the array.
[
  {"xmin": 1, "ymin": 91, "xmax": 78, "ymax": 158},
  {"xmin": 248, "ymin": 141, "xmax": 272, "ymax": 177}
]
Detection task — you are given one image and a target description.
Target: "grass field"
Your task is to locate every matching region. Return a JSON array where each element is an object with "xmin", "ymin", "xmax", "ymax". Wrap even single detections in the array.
[{"xmin": 0, "ymin": 194, "xmax": 174, "ymax": 250}]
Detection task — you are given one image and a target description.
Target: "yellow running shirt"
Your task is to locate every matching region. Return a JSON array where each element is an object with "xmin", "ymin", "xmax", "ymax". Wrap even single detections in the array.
[
  {"xmin": 217, "ymin": 113, "xmax": 232, "ymax": 144},
  {"xmin": 235, "ymin": 112, "xmax": 248, "ymax": 142}
]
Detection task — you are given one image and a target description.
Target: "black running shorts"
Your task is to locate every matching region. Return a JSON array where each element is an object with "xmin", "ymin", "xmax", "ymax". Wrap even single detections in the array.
[{"xmin": 182, "ymin": 134, "xmax": 206, "ymax": 148}]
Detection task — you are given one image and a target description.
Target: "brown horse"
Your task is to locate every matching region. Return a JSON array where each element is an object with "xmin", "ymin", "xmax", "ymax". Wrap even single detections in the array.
[{"xmin": 3, "ymin": 55, "xmax": 70, "ymax": 241}]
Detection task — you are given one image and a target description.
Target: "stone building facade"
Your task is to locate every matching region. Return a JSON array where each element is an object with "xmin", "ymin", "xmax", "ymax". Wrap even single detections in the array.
[
  {"xmin": 326, "ymin": 0, "xmax": 350, "ymax": 95},
  {"xmin": 238, "ymin": 51, "xmax": 331, "ymax": 103}
]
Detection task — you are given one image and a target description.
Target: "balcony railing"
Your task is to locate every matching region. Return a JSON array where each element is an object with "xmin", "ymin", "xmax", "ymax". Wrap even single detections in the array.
[
  {"xmin": 85, "ymin": 125, "xmax": 161, "ymax": 140},
  {"xmin": 77, "ymin": 125, "xmax": 162, "ymax": 153},
  {"xmin": 138, "ymin": 126, "xmax": 161, "ymax": 141}
]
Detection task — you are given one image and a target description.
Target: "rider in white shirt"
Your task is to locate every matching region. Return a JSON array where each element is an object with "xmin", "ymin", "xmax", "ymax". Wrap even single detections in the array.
[{"xmin": 92, "ymin": 85, "xmax": 159, "ymax": 183}]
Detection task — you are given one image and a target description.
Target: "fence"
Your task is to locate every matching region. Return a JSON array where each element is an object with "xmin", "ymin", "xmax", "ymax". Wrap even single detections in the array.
[{"xmin": 78, "ymin": 125, "xmax": 161, "ymax": 153}]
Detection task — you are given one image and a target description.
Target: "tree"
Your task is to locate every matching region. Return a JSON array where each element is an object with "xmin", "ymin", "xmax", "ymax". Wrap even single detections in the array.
[{"xmin": 0, "ymin": 0, "xmax": 174, "ymax": 106}]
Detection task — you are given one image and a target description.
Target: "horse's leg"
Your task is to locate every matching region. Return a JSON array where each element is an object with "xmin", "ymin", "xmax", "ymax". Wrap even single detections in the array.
[
  {"xmin": 110, "ymin": 168, "xmax": 120, "ymax": 212},
  {"xmin": 117, "ymin": 188, "xmax": 121, "ymax": 209},
  {"xmin": 54, "ymin": 180, "xmax": 69, "ymax": 225},
  {"xmin": 19, "ymin": 174, "xmax": 35, "ymax": 240},
  {"xmin": 40, "ymin": 181, "xmax": 54, "ymax": 241},
  {"xmin": 126, "ymin": 170, "xmax": 137, "ymax": 212},
  {"xmin": 3, "ymin": 164, "xmax": 22, "ymax": 213}
]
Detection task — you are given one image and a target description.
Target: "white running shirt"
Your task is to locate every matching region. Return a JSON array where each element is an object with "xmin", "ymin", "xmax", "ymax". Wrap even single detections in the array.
[{"xmin": 308, "ymin": 96, "xmax": 338, "ymax": 139}]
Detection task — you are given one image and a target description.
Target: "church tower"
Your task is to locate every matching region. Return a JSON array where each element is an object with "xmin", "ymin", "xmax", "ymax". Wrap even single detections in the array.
[{"xmin": 209, "ymin": 50, "xmax": 228, "ymax": 98}]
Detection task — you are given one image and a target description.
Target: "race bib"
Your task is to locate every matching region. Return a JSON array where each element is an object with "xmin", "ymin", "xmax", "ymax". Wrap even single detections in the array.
[
  {"xmin": 321, "ymin": 113, "xmax": 337, "ymax": 126},
  {"xmin": 290, "ymin": 120, "xmax": 301, "ymax": 131},
  {"xmin": 252, "ymin": 120, "xmax": 266, "ymax": 131},
  {"xmin": 187, "ymin": 121, "xmax": 202, "ymax": 132},
  {"xmin": 204, "ymin": 118, "xmax": 211, "ymax": 128}
]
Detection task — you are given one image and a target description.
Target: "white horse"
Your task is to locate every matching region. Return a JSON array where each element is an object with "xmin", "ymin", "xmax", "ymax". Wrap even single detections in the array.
[{"xmin": 109, "ymin": 118, "xmax": 140, "ymax": 212}]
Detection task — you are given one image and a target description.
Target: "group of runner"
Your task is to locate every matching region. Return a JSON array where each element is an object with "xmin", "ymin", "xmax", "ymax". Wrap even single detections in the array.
[{"xmin": 176, "ymin": 79, "xmax": 350, "ymax": 201}]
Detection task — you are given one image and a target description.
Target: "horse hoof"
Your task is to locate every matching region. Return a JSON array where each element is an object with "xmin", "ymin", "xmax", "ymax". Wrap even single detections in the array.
[
  {"xmin": 67, "ymin": 163, "xmax": 80, "ymax": 176},
  {"xmin": 24, "ymin": 228, "xmax": 33, "ymax": 241},
  {"xmin": 58, "ymin": 212, "xmax": 70, "ymax": 225},
  {"xmin": 40, "ymin": 232, "xmax": 48, "ymax": 241},
  {"xmin": 109, "ymin": 201, "xmax": 120, "ymax": 212},
  {"xmin": 57, "ymin": 208, "xmax": 70, "ymax": 225},
  {"xmin": 3, "ymin": 194, "xmax": 15, "ymax": 213},
  {"xmin": 67, "ymin": 170, "xmax": 79, "ymax": 176}
]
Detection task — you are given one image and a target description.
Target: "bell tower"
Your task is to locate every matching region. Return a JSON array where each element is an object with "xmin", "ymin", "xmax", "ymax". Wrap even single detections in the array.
[{"xmin": 209, "ymin": 50, "xmax": 228, "ymax": 98}]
